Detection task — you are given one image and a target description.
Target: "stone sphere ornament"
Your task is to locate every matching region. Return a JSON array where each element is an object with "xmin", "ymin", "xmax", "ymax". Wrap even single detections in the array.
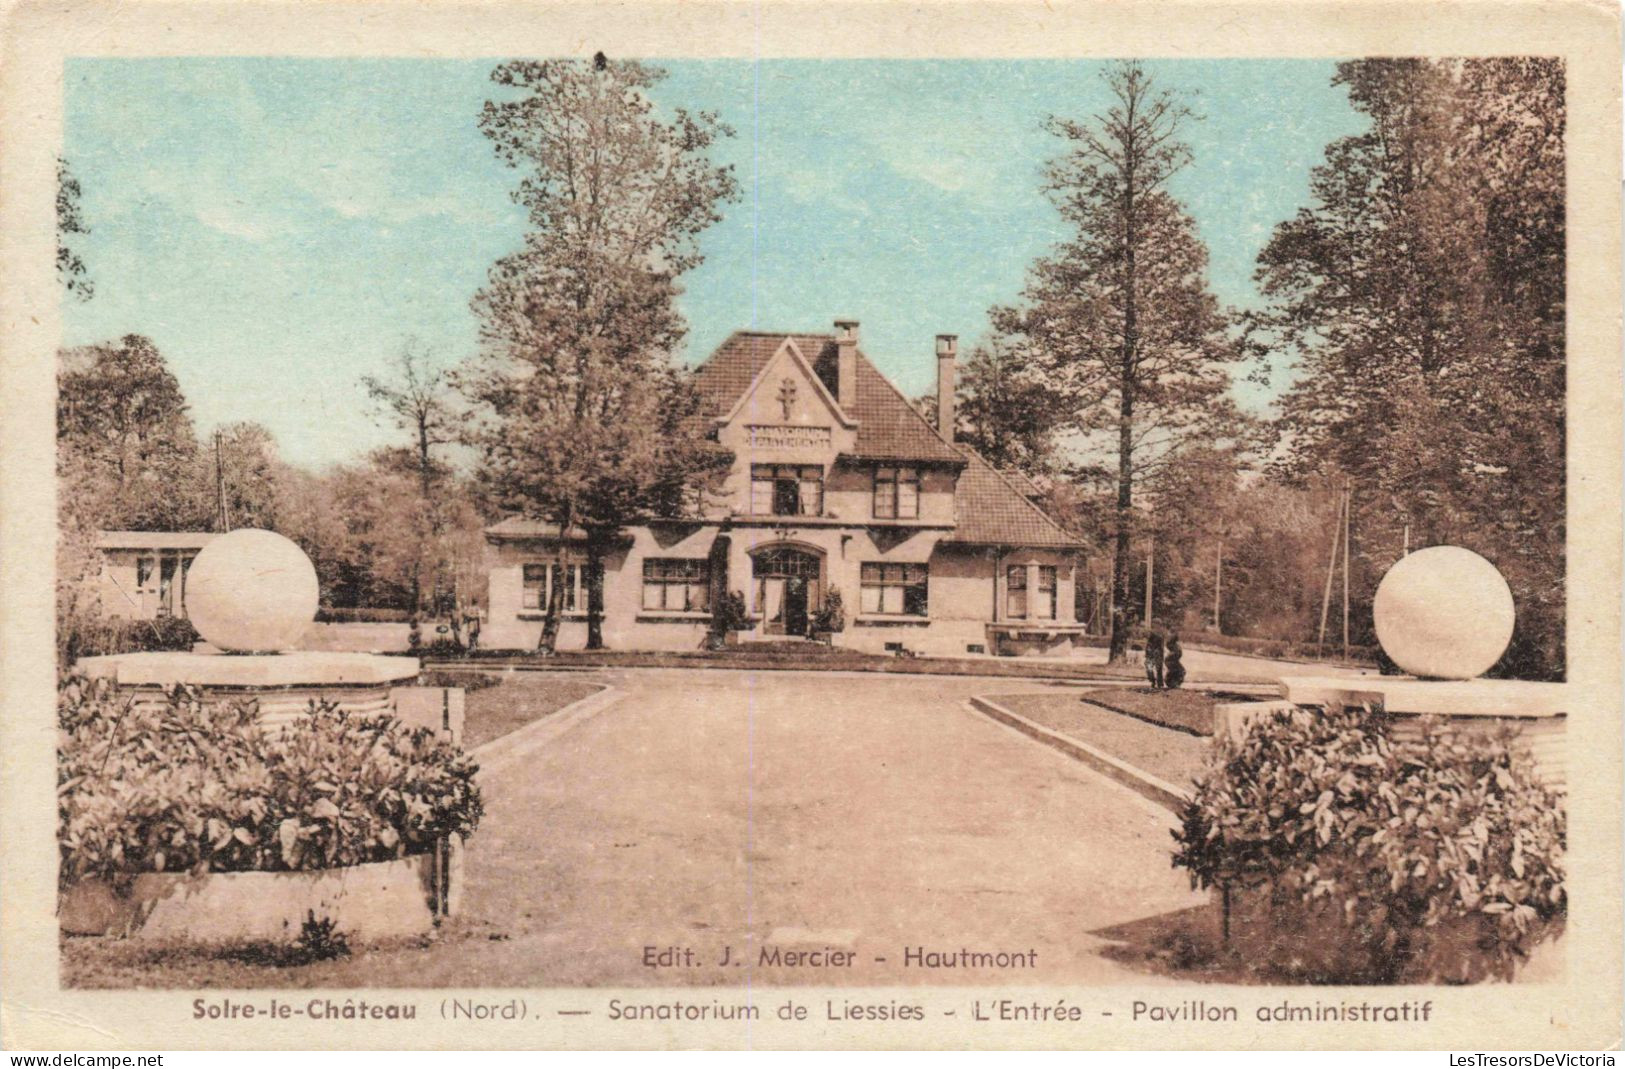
[
  {"xmin": 184, "ymin": 529, "xmax": 319, "ymax": 653},
  {"xmin": 1371, "ymin": 546, "xmax": 1515, "ymax": 680}
]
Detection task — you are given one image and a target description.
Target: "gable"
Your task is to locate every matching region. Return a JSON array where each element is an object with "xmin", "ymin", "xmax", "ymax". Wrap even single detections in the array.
[
  {"xmin": 694, "ymin": 331, "xmax": 963, "ymax": 465},
  {"xmin": 717, "ymin": 337, "xmax": 853, "ymax": 432}
]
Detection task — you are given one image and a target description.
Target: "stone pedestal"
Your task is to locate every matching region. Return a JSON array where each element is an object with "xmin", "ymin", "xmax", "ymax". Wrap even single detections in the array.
[
  {"xmin": 1277, "ymin": 676, "xmax": 1567, "ymax": 791},
  {"xmin": 75, "ymin": 651, "xmax": 420, "ymax": 731}
]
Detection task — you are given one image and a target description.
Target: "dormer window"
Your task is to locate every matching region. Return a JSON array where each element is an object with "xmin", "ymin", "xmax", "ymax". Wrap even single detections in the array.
[
  {"xmin": 873, "ymin": 465, "xmax": 920, "ymax": 520},
  {"xmin": 751, "ymin": 464, "xmax": 823, "ymax": 517}
]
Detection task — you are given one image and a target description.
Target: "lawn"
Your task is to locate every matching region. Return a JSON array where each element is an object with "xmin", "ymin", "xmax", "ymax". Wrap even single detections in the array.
[
  {"xmin": 1074, "ymin": 686, "xmax": 1224, "ymax": 736},
  {"xmin": 447, "ymin": 671, "xmax": 606, "ymax": 749},
  {"xmin": 446, "ymin": 644, "xmax": 1153, "ymax": 682},
  {"xmin": 989, "ymin": 691, "xmax": 1216, "ymax": 788}
]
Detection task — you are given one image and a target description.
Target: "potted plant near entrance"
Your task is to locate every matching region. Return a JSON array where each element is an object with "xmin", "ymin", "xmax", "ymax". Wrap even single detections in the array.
[{"xmin": 810, "ymin": 587, "xmax": 846, "ymax": 644}]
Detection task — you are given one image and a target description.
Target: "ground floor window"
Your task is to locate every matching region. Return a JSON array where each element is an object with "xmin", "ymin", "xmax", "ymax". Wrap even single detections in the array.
[
  {"xmin": 642, "ymin": 558, "xmax": 710, "ymax": 611},
  {"xmin": 861, "ymin": 562, "xmax": 928, "ymax": 616},
  {"xmin": 522, "ymin": 562, "xmax": 580, "ymax": 612},
  {"xmin": 1006, "ymin": 564, "xmax": 1027, "ymax": 619},
  {"xmin": 1036, "ymin": 565, "xmax": 1058, "ymax": 620},
  {"xmin": 1006, "ymin": 564, "xmax": 1058, "ymax": 620},
  {"xmin": 134, "ymin": 550, "xmax": 195, "ymax": 618}
]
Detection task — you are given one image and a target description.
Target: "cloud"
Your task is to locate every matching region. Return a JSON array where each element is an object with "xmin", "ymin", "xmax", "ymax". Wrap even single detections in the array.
[{"xmin": 193, "ymin": 201, "xmax": 272, "ymax": 242}]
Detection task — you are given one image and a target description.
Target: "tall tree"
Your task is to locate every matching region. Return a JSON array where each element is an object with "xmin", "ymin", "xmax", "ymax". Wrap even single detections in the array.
[
  {"xmin": 1254, "ymin": 58, "xmax": 1565, "ymax": 678},
  {"xmin": 58, "ymin": 335, "xmax": 205, "ymax": 531},
  {"xmin": 462, "ymin": 56, "xmax": 737, "ymax": 652},
  {"xmin": 361, "ymin": 338, "xmax": 461, "ymax": 616},
  {"xmin": 994, "ymin": 61, "xmax": 1244, "ymax": 663}
]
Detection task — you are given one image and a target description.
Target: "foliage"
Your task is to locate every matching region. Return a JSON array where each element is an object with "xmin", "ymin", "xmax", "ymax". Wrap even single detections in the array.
[
  {"xmin": 915, "ymin": 337, "xmax": 1066, "ymax": 480},
  {"xmin": 58, "ymin": 675, "xmax": 483, "ymax": 887},
  {"xmin": 812, "ymin": 587, "xmax": 846, "ymax": 634},
  {"xmin": 360, "ymin": 339, "xmax": 465, "ymax": 616},
  {"xmin": 1172, "ymin": 703, "xmax": 1565, "ymax": 982},
  {"xmin": 293, "ymin": 912, "xmax": 351, "ymax": 962},
  {"xmin": 710, "ymin": 590, "xmax": 751, "ymax": 635},
  {"xmin": 1253, "ymin": 58, "xmax": 1565, "ymax": 679},
  {"xmin": 58, "ymin": 335, "xmax": 205, "ymax": 532},
  {"xmin": 61, "ymin": 616, "xmax": 200, "ymax": 666},
  {"xmin": 419, "ymin": 670, "xmax": 501, "ymax": 692},
  {"xmin": 991, "ymin": 61, "xmax": 1247, "ymax": 664},
  {"xmin": 461, "ymin": 56, "xmax": 738, "ymax": 653},
  {"xmin": 57, "ymin": 157, "xmax": 93, "ymax": 301},
  {"xmin": 313, "ymin": 607, "xmax": 415, "ymax": 624}
]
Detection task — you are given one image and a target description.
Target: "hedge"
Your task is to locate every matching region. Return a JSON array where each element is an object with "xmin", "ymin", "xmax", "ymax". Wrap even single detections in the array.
[
  {"xmin": 57, "ymin": 675, "xmax": 483, "ymax": 888},
  {"xmin": 1172, "ymin": 703, "xmax": 1564, "ymax": 983}
]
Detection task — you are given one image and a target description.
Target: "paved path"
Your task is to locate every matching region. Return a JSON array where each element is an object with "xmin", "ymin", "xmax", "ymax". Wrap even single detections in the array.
[{"xmin": 344, "ymin": 668, "xmax": 1209, "ymax": 987}]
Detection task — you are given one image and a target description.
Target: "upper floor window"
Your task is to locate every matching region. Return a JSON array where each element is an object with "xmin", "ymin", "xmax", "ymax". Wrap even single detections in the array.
[
  {"xmin": 861, "ymin": 562, "xmax": 929, "ymax": 616},
  {"xmin": 751, "ymin": 464, "xmax": 823, "ymax": 517},
  {"xmin": 522, "ymin": 562, "xmax": 580, "ymax": 613},
  {"xmin": 873, "ymin": 465, "xmax": 920, "ymax": 520}
]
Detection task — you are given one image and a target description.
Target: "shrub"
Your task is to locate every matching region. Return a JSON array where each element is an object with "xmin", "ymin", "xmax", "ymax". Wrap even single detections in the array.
[
  {"xmin": 1172, "ymin": 703, "xmax": 1565, "ymax": 983},
  {"xmin": 419, "ymin": 670, "xmax": 501, "ymax": 692},
  {"xmin": 58, "ymin": 675, "xmax": 483, "ymax": 888},
  {"xmin": 711, "ymin": 590, "xmax": 750, "ymax": 635},
  {"xmin": 419, "ymin": 637, "xmax": 465, "ymax": 659},
  {"xmin": 60, "ymin": 615, "xmax": 200, "ymax": 667},
  {"xmin": 812, "ymin": 587, "xmax": 846, "ymax": 634},
  {"xmin": 314, "ymin": 607, "xmax": 413, "ymax": 624}
]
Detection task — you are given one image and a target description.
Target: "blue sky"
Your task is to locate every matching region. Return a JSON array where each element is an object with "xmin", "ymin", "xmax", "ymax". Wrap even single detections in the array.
[{"xmin": 64, "ymin": 58, "xmax": 1364, "ymax": 470}]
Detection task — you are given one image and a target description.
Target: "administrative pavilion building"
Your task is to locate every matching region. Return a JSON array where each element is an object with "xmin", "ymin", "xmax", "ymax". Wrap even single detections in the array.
[{"xmin": 483, "ymin": 322, "xmax": 1089, "ymax": 657}]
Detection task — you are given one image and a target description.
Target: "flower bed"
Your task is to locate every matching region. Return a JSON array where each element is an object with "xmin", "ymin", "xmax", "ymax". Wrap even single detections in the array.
[{"xmin": 58, "ymin": 675, "xmax": 482, "ymax": 941}]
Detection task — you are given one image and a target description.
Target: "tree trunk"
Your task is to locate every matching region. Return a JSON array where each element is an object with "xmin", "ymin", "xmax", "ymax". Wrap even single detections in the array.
[
  {"xmin": 539, "ymin": 502, "xmax": 574, "ymax": 654},
  {"xmin": 1107, "ymin": 170, "xmax": 1140, "ymax": 665},
  {"xmin": 585, "ymin": 529, "xmax": 608, "ymax": 650}
]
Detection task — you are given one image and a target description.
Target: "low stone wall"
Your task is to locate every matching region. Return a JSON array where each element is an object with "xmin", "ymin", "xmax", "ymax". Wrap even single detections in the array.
[{"xmin": 59, "ymin": 849, "xmax": 458, "ymax": 944}]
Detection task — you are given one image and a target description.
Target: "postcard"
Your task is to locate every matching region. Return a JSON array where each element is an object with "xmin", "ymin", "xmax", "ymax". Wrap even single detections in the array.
[{"xmin": 2, "ymin": 0, "xmax": 1620, "ymax": 1052}]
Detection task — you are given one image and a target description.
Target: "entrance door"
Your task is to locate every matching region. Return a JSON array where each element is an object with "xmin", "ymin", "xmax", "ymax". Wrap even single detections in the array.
[
  {"xmin": 753, "ymin": 546, "xmax": 822, "ymax": 637},
  {"xmin": 783, "ymin": 577, "xmax": 809, "ymax": 636}
]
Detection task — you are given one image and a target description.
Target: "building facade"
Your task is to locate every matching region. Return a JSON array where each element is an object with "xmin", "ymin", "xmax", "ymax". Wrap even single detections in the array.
[
  {"xmin": 94, "ymin": 531, "xmax": 220, "ymax": 620},
  {"xmin": 483, "ymin": 322, "xmax": 1089, "ymax": 656}
]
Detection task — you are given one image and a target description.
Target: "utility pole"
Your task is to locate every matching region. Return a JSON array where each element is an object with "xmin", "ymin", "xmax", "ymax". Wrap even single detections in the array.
[
  {"xmin": 213, "ymin": 429, "xmax": 230, "ymax": 533},
  {"xmin": 1317, "ymin": 489, "xmax": 1344, "ymax": 658},
  {"xmin": 1213, "ymin": 539, "xmax": 1223, "ymax": 634},
  {"xmin": 1143, "ymin": 530, "xmax": 1155, "ymax": 626},
  {"xmin": 1342, "ymin": 481, "xmax": 1352, "ymax": 661}
]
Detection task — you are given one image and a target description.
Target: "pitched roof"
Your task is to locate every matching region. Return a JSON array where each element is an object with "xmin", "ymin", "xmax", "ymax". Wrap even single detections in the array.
[
  {"xmin": 97, "ymin": 530, "xmax": 220, "ymax": 550},
  {"xmin": 692, "ymin": 331, "xmax": 964, "ymax": 464},
  {"xmin": 941, "ymin": 450, "xmax": 1086, "ymax": 549},
  {"xmin": 484, "ymin": 516, "xmax": 587, "ymax": 541}
]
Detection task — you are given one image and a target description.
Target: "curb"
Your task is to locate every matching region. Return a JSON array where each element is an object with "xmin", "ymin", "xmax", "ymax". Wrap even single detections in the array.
[
  {"xmin": 472, "ymin": 684, "xmax": 624, "ymax": 774},
  {"xmin": 967, "ymin": 695, "xmax": 1193, "ymax": 813}
]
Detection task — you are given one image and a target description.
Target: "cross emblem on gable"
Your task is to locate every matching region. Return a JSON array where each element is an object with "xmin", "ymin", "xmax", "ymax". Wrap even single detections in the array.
[{"xmin": 777, "ymin": 378, "xmax": 797, "ymax": 421}]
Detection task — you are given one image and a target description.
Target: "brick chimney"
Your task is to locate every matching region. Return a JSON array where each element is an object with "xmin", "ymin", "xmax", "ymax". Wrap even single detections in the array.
[
  {"xmin": 834, "ymin": 319, "xmax": 859, "ymax": 411},
  {"xmin": 935, "ymin": 334, "xmax": 957, "ymax": 440}
]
